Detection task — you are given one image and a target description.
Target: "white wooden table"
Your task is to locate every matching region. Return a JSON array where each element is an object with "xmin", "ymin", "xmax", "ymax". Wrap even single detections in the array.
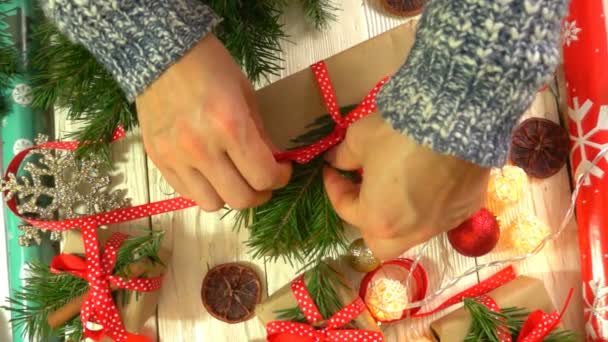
[{"xmin": 51, "ymin": 2, "xmax": 585, "ymax": 341}]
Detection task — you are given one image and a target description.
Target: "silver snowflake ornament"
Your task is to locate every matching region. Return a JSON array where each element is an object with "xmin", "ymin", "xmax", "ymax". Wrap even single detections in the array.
[{"xmin": 1, "ymin": 134, "xmax": 130, "ymax": 222}]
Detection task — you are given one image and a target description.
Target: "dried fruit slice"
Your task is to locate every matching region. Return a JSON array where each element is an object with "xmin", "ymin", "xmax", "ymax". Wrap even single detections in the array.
[
  {"xmin": 510, "ymin": 118, "xmax": 569, "ymax": 179},
  {"xmin": 381, "ymin": 0, "xmax": 427, "ymax": 17},
  {"xmin": 201, "ymin": 263, "xmax": 262, "ymax": 323}
]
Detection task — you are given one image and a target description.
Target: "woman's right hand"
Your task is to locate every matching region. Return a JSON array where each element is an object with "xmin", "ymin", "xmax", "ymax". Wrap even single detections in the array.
[{"xmin": 136, "ymin": 34, "xmax": 292, "ymax": 211}]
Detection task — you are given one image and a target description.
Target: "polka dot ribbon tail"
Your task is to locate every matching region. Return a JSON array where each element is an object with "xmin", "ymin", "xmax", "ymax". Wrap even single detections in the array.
[
  {"xmin": 266, "ymin": 275, "xmax": 385, "ymax": 342},
  {"xmin": 273, "ymin": 61, "xmax": 389, "ymax": 163},
  {"xmin": 50, "ymin": 232, "xmax": 162, "ymax": 341}
]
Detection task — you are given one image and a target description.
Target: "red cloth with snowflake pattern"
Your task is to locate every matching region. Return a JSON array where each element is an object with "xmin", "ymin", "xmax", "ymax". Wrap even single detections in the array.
[{"xmin": 563, "ymin": 1, "xmax": 608, "ymax": 340}]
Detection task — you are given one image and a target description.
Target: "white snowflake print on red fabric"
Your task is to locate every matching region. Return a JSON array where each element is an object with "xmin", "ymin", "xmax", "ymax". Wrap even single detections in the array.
[
  {"xmin": 583, "ymin": 279, "xmax": 608, "ymax": 340},
  {"xmin": 562, "ymin": 20, "xmax": 582, "ymax": 46},
  {"xmin": 568, "ymin": 97, "xmax": 608, "ymax": 186}
]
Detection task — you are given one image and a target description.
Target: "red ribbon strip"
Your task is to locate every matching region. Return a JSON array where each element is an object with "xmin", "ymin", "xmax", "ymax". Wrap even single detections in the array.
[
  {"xmin": 274, "ymin": 61, "xmax": 389, "ymax": 163},
  {"xmin": 50, "ymin": 232, "xmax": 162, "ymax": 341},
  {"xmin": 412, "ymin": 266, "xmax": 517, "ymax": 317},
  {"xmin": 475, "ymin": 289, "xmax": 574, "ymax": 342},
  {"xmin": 266, "ymin": 275, "xmax": 384, "ymax": 342}
]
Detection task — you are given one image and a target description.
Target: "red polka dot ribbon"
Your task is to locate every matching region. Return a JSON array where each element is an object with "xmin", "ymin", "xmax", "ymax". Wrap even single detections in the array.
[
  {"xmin": 412, "ymin": 266, "xmax": 517, "ymax": 317},
  {"xmin": 50, "ymin": 232, "xmax": 162, "ymax": 342},
  {"xmin": 273, "ymin": 61, "xmax": 389, "ymax": 164},
  {"xmin": 266, "ymin": 275, "xmax": 385, "ymax": 342}
]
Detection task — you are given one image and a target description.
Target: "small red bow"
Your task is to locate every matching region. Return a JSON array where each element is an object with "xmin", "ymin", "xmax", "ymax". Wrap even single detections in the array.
[
  {"xmin": 274, "ymin": 61, "xmax": 389, "ymax": 164},
  {"xmin": 50, "ymin": 232, "xmax": 162, "ymax": 341},
  {"xmin": 476, "ymin": 289, "xmax": 574, "ymax": 342},
  {"xmin": 266, "ymin": 276, "xmax": 384, "ymax": 342}
]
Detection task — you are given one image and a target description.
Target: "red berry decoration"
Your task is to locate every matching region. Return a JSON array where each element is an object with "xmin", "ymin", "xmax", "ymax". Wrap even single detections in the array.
[
  {"xmin": 448, "ymin": 209, "xmax": 500, "ymax": 257},
  {"xmin": 510, "ymin": 117, "xmax": 570, "ymax": 179},
  {"xmin": 381, "ymin": 0, "xmax": 427, "ymax": 17}
]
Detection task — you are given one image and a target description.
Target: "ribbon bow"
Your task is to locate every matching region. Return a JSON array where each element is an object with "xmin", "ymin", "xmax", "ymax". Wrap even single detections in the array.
[
  {"xmin": 50, "ymin": 232, "xmax": 162, "ymax": 341},
  {"xmin": 274, "ymin": 61, "xmax": 389, "ymax": 164},
  {"xmin": 266, "ymin": 276, "xmax": 384, "ymax": 342},
  {"xmin": 475, "ymin": 290, "xmax": 574, "ymax": 342}
]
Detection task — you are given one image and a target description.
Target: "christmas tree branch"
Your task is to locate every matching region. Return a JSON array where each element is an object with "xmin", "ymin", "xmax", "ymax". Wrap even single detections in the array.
[{"xmin": 234, "ymin": 109, "xmax": 356, "ymax": 267}]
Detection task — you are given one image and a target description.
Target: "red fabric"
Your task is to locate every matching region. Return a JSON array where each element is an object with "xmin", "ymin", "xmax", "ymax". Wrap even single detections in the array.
[
  {"xmin": 563, "ymin": 1, "xmax": 608, "ymax": 340},
  {"xmin": 266, "ymin": 275, "xmax": 385, "ymax": 342}
]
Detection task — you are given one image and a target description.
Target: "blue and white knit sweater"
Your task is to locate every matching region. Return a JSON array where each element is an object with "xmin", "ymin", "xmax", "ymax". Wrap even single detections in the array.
[{"xmin": 41, "ymin": 0, "xmax": 569, "ymax": 167}]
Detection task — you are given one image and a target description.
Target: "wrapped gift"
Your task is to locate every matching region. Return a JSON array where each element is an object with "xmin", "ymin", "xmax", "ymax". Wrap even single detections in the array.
[
  {"xmin": 50, "ymin": 230, "xmax": 169, "ymax": 341},
  {"xmin": 430, "ymin": 276, "xmax": 557, "ymax": 342},
  {"xmin": 257, "ymin": 261, "xmax": 383, "ymax": 341},
  {"xmin": 255, "ymin": 21, "xmax": 418, "ymax": 150}
]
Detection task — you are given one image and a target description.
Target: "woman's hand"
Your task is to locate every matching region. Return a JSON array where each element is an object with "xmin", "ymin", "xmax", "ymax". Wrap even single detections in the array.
[
  {"xmin": 136, "ymin": 34, "xmax": 292, "ymax": 211},
  {"xmin": 324, "ymin": 113, "xmax": 490, "ymax": 260}
]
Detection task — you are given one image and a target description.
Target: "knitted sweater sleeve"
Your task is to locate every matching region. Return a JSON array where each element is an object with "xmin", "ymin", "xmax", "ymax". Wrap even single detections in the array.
[
  {"xmin": 41, "ymin": 0, "xmax": 221, "ymax": 102},
  {"xmin": 376, "ymin": 0, "xmax": 569, "ymax": 167}
]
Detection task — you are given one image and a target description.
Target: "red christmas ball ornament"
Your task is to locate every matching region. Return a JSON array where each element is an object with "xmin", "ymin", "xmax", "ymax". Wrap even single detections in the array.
[{"xmin": 448, "ymin": 209, "xmax": 500, "ymax": 257}]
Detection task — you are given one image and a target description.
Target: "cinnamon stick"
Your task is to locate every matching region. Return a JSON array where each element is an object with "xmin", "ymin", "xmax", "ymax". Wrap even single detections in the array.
[{"xmin": 47, "ymin": 258, "xmax": 155, "ymax": 329}]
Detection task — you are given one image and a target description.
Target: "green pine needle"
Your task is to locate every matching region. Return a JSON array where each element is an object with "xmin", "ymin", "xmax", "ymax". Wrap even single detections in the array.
[
  {"xmin": 2, "ymin": 229, "xmax": 165, "ymax": 341},
  {"xmin": 300, "ymin": 0, "xmax": 338, "ymax": 29},
  {"xmin": 464, "ymin": 298, "xmax": 579, "ymax": 342},
  {"xmin": 234, "ymin": 107, "xmax": 359, "ymax": 267},
  {"xmin": 275, "ymin": 262, "xmax": 346, "ymax": 325},
  {"xmin": 2, "ymin": 261, "xmax": 88, "ymax": 341}
]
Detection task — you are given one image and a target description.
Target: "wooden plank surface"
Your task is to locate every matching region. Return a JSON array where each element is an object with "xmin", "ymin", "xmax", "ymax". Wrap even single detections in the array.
[{"xmin": 48, "ymin": 2, "xmax": 586, "ymax": 341}]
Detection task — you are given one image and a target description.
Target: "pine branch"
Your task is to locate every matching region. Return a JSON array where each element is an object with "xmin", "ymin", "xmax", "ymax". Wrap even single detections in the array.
[
  {"xmin": 275, "ymin": 262, "xmax": 347, "ymax": 325},
  {"xmin": 2, "ymin": 261, "xmax": 88, "ymax": 341},
  {"xmin": 114, "ymin": 229, "xmax": 165, "ymax": 275},
  {"xmin": 463, "ymin": 298, "xmax": 579, "ymax": 342},
  {"xmin": 299, "ymin": 0, "xmax": 338, "ymax": 29}
]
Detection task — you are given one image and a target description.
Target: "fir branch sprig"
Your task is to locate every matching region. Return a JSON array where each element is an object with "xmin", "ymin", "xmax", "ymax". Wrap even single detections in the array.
[
  {"xmin": 2, "ymin": 261, "xmax": 88, "ymax": 342},
  {"xmin": 2, "ymin": 230, "xmax": 165, "ymax": 341},
  {"xmin": 114, "ymin": 229, "xmax": 165, "ymax": 276},
  {"xmin": 275, "ymin": 262, "xmax": 345, "ymax": 324},
  {"xmin": 236, "ymin": 157, "xmax": 348, "ymax": 266},
  {"xmin": 299, "ymin": 0, "xmax": 338, "ymax": 29},
  {"xmin": 463, "ymin": 298, "xmax": 578, "ymax": 342}
]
